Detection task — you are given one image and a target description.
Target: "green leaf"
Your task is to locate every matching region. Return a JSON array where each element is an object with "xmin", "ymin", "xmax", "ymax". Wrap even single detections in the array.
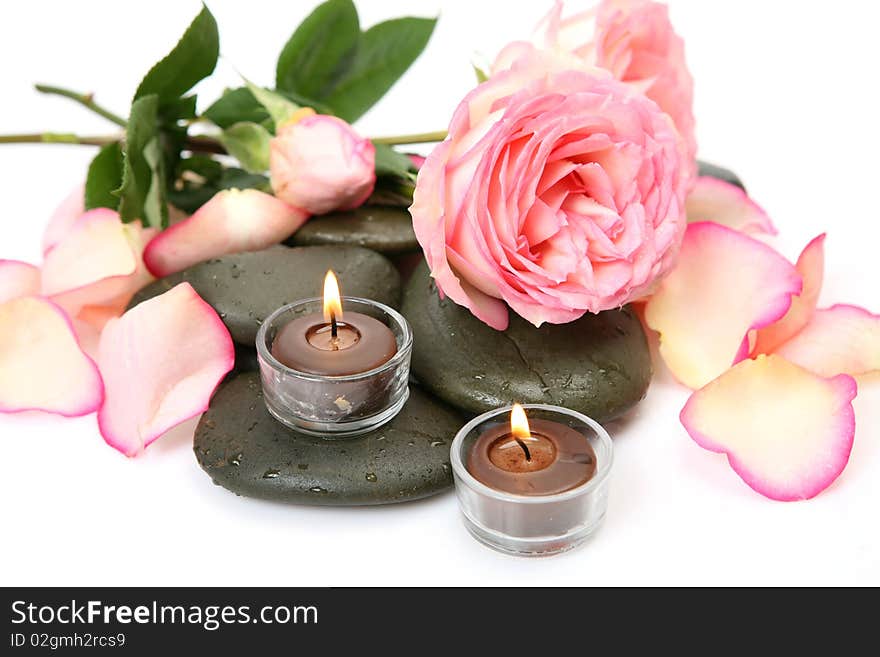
[
  {"xmin": 117, "ymin": 95, "xmax": 168, "ymax": 228},
  {"xmin": 161, "ymin": 94, "xmax": 198, "ymax": 122},
  {"xmin": 373, "ymin": 143, "xmax": 415, "ymax": 179},
  {"xmin": 279, "ymin": 89, "xmax": 334, "ymax": 115},
  {"xmin": 219, "ymin": 168, "xmax": 270, "ymax": 192},
  {"xmin": 84, "ymin": 142, "xmax": 123, "ymax": 210},
  {"xmin": 203, "ymin": 87, "xmax": 269, "ymax": 129},
  {"xmin": 276, "ymin": 0, "xmax": 360, "ymax": 99},
  {"xmin": 204, "ymin": 87, "xmax": 332, "ymax": 130},
  {"xmin": 177, "ymin": 155, "xmax": 223, "ymax": 184},
  {"xmin": 243, "ymin": 80, "xmax": 300, "ymax": 130},
  {"xmin": 167, "ymin": 184, "xmax": 215, "ymax": 214},
  {"xmin": 473, "ymin": 63, "xmax": 489, "ymax": 84},
  {"xmin": 220, "ymin": 122, "xmax": 272, "ymax": 173},
  {"xmin": 321, "ymin": 16, "xmax": 437, "ymax": 122},
  {"xmin": 134, "ymin": 5, "xmax": 219, "ymax": 107}
]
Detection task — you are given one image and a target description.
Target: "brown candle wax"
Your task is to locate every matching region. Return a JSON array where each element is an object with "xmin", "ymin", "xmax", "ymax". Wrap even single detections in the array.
[
  {"xmin": 467, "ymin": 418, "xmax": 596, "ymax": 495},
  {"xmin": 271, "ymin": 311, "xmax": 397, "ymax": 375}
]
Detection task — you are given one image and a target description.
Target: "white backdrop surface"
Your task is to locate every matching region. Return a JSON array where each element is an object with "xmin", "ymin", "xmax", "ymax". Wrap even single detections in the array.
[{"xmin": 0, "ymin": 0, "xmax": 877, "ymax": 586}]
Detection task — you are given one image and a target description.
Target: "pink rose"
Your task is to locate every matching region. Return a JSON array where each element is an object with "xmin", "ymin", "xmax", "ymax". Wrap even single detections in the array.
[
  {"xmin": 270, "ymin": 114, "xmax": 376, "ymax": 215},
  {"xmin": 411, "ymin": 58, "xmax": 688, "ymax": 330},
  {"xmin": 493, "ymin": 0, "xmax": 697, "ymax": 176}
]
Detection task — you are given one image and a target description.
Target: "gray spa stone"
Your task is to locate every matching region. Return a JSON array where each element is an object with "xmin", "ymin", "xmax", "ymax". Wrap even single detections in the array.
[
  {"xmin": 129, "ymin": 245, "xmax": 401, "ymax": 346},
  {"xmin": 194, "ymin": 372, "xmax": 459, "ymax": 505},
  {"xmin": 697, "ymin": 160, "xmax": 745, "ymax": 191},
  {"xmin": 402, "ymin": 261, "xmax": 652, "ymax": 423},
  {"xmin": 287, "ymin": 206, "xmax": 419, "ymax": 255}
]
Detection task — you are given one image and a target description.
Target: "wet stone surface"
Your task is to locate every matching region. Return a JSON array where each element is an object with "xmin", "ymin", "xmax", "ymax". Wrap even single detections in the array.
[
  {"xmin": 697, "ymin": 160, "xmax": 745, "ymax": 191},
  {"xmin": 129, "ymin": 245, "xmax": 401, "ymax": 346},
  {"xmin": 194, "ymin": 372, "xmax": 461, "ymax": 506},
  {"xmin": 401, "ymin": 261, "xmax": 653, "ymax": 423},
  {"xmin": 287, "ymin": 206, "xmax": 419, "ymax": 255}
]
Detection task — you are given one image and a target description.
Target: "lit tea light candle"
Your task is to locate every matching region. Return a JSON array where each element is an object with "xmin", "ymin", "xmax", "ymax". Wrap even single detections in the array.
[
  {"xmin": 271, "ymin": 270, "xmax": 397, "ymax": 375},
  {"xmin": 466, "ymin": 403, "xmax": 596, "ymax": 495},
  {"xmin": 450, "ymin": 403, "xmax": 613, "ymax": 556},
  {"xmin": 257, "ymin": 271, "xmax": 413, "ymax": 437}
]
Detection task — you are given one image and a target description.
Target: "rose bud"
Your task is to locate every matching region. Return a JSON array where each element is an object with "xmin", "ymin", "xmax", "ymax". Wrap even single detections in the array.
[{"xmin": 270, "ymin": 112, "xmax": 376, "ymax": 215}]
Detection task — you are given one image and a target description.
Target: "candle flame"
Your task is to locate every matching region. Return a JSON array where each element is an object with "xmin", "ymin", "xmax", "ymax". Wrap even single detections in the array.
[
  {"xmin": 510, "ymin": 403, "xmax": 531, "ymax": 439},
  {"xmin": 323, "ymin": 270, "xmax": 342, "ymax": 324}
]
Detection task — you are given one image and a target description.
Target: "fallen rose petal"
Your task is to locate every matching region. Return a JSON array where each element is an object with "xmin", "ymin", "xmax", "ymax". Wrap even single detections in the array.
[
  {"xmin": 41, "ymin": 209, "xmax": 138, "ymax": 314},
  {"xmin": 88, "ymin": 221, "xmax": 159, "ymax": 315},
  {"xmin": 143, "ymin": 189, "xmax": 309, "ymax": 277},
  {"xmin": 42, "ymin": 183, "xmax": 85, "ymax": 254},
  {"xmin": 76, "ymin": 305, "xmax": 124, "ymax": 333},
  {"xmin": 774, "ymin": 304, "xmax": 880, "ymax": 377},
  {"xmin": 97, "ymin": 282, "xmax": 234, "ymax": 456},
  {"xmin": 752, "ymin": 234, "xmax": 825, "ymax": 355},
  {"xmin": 644, "ymin": 222, "xmax": 802, "ymax": 388},
  {"xmin": 0, "ymin": 260, "xmax": 40, "ymax": 304},
  {"xmin": 685, "ymin": 177, "xmax": 776, "ymax": 235},
  {"xmin": 0, "ymin": 297, "xmax": 103, "ymax": 416},
  {"xmin": 680, "ymin": 354, "xmax": 857, "ymax": 501}
]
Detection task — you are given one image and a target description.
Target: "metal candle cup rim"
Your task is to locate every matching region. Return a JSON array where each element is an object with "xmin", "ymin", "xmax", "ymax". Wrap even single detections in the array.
[
  {"xmin": 256, "ymin": 296, "xmax": 413, "ymax": 382},
  {"xmin": 450, "ymin": 403, "xmax": 614, "ymax": 505}
]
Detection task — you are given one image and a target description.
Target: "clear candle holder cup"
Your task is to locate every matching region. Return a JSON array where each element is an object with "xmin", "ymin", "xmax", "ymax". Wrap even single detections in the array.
[
  {"xmin": 450, "ymin": 404, "xmax": 613, "ymax": 557},
  {"xmin": 256, "ymin": 297, "xmax": 413, "ymax": 438}
]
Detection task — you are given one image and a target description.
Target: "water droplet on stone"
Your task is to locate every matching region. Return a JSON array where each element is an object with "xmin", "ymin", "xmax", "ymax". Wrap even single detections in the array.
[
  {"xmin": 309, "ymin": 486, "xmax": 327, "ymax": 494},
  {"xmin": 262, "ymin": 469, "xmax": 280, "ymax": 479},
  {"xmin": 430, "ymin": 440, "xmax": 445, "ymax": 447},
  {"xmin": 230, "ymin": 453, "xmax": 242, "ymax": 466},
  {"xmin": 365, "ymin": 472, "xmax": 377, "ymax": 482}
]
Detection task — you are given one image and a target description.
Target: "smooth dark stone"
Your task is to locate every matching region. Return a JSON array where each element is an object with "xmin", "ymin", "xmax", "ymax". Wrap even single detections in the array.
[
  {"xmin": 194, "ymin": 372, "xmax": 459, "ymax": 506},
  {"xmin": 287, "ymin": 206, "xmax": 419, "ymax": 255},
  {"xmin": 697, "ymin": 160, "xmax": 745, "ymax": 191},
  {"xmin": 402, "ymin": 261, "xmax": 652, "ymax": 422},
  {"xmin": 129, "ymin": 245, "xmax": 401, "ymax": 346},
  {"xmin": 233, "ymin": 344, "xmax": 259, "ymax": 373}
]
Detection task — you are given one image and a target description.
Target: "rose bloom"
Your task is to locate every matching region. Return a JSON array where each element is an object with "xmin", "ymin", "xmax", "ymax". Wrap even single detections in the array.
[
  {"xmin": 494, "ymin": 0, "xmax": 697, "ymax": 175},
  {"xmin": 270, "ymin": 113, "xmax": 375, "ymax": 215},
  {"xmin": 411, "ymin": 56, "xmax": 688, "ymax": 330}
]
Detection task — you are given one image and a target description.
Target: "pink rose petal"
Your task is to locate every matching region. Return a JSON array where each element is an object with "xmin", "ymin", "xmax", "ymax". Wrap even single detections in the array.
[
  {"xmin": 0, "ymin": 260, "xmax": 40, "ymax": 304},
  {"xmin": 774, "ymin": 304, "xmax": 880, "ymax": 378},
  {"xmin": 42, "ymin": 184, "xmax": 85, "ymax": 254},
  {"xmin": 685, "ymin": 177, "xmax": 777, "ymax": 235},
  {"xmin": 644, "ymin": 222, "xmax": 802, "ymax": 389},
  {"xmin": 41, "ymin": 209, "xmax": 139, "ymax": 315},
  {"xmin": 752, "ymin": 234, "xmax": 825, "ymax": 355},
  {"xmin": 0, "ymin": 297, "xmax": 103, "ymax": 416},
  {"xmin": 96, "ymin": 282, "xmax": 234, "ymax": 456},
  {"xmin": 143, "ymin": 189, "xmax": 309, "ymax": 277},
  {"xmin": 681, "ymin": 354, "xmax": 857, "ymax": 501}
]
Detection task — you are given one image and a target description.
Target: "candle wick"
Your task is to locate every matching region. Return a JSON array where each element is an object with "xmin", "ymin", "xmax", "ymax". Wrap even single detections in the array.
[
  {"xmin": 515, "ymin": 437, "xmax": 532, "ymax": 462},
  {"xmin": 330, "ymin": 312, "xmax": 338, "ymax": 340}
]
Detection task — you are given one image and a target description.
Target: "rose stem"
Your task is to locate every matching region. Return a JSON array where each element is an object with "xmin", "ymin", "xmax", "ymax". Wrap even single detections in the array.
[
  {"xmin": 0, "ymin": 132, "xmax": 227, "ymax": 155},
  {"xmin": 35, "ymin": 84, "xmax": 128, "ymax": 128},
  {"xmin": 371, "ymin": 130, "xmax": 448, "ymax": 145},
  {"xmin": 0, "ymin": 130, "xmax": 447, "ymax": 151}
]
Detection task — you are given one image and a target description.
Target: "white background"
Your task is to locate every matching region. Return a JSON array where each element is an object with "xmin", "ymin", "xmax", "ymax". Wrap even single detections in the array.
[{"xmin": 1, "ymin": 0, "xmax": 878, "ymax": 586}]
